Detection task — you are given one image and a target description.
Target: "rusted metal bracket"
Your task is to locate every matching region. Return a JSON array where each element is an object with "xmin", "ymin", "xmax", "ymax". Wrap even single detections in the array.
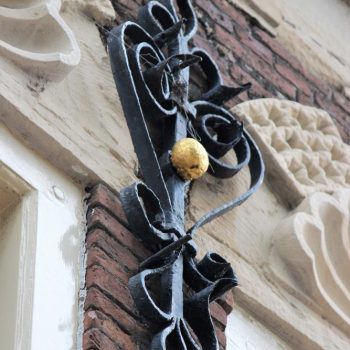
[{"xmin": 107, "ymin": 1, "xmax": 264, "ymax": 348}]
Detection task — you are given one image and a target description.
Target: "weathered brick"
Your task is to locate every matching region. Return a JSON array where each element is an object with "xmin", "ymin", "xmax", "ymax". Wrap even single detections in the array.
[
  {"xmin": 253, "ymin": 27, "xmax": 304, "ymax": 73},
  {"xmin": 85, "ymin": 287, "xmax": 149, "ymax": 338},
  {"xmin": 83, "ymin": 328, "xmax": 118, "ymax": 350},
  {"xmin": 235, "ymin": 25, "xmax": 274, "ymax": 64},
  {"xmin": 214, "ymin": 24, "xmax": 246, "ymax": 59},
  {"xmin": 86, "ymin": 228, "xmax": 140, "ymax": 273},
  {"xmin": 87, "ymin": 207, "xmax": 151, "ymax": 260},
  {"xmin": 242, "ymin": 51, "xmax": 296, "ymax": 98},
  {"xmin": 297, "ymin": 90, "xmax": 314, "ymax": 106},
  {"xmin": 191, "ymin": 35, "xmax": 223, "ymax": 69},
  {"xmin": 214, "ymin": 0, "xmax": 249, "ymax": 29},
  {"xmin": 84, "ymin": 310, "xmax": 137, "ymax": 350},
  {"xmin": 314, "ymin": 92, "xmax": 350, "ymax": 141},
  {"xmin": 275, "ymin": 63, "xmax": 313, "ymax": 96},
  {"xmin": 230, "ymin": 64, "xmax": 273, "ymax": 99},
  {"xmin": 333, "ymin": 91, "xmax": 350, "ymax": 115},
  {"xmin": 86, "ymin": 266, "xmax": 136, "ymax": 315},
  {"xmin": 301, "ymin": 69, "xmax": 332, "ymax": 97},
  {"xmin": 215, "ymin": 28, "xmax": 295, "ymax": 98},
  {"xmin": 215, "ymin": 325, "xmax": 227, "ymax": 349},
  {"xmin": 217, "ymin": 291, "xmax": 235, "ymax": 314},
  {"xmin": 88, "ymin": 184, "xmax": 128, "ymax": 226},
  {"xmin": 254, "ymin": 28, "xmax": 333, "ymax": 96},
  {"xmin": 195, "ymin": 0, "xmax": 233, "ymax": 32},
  {"xmin": 210, "ymin": 302, "xmax": 228, "ymax": 328},
  {"xmin": 86, "ymin": 246, "xmax": 130, "ymax": 285}
]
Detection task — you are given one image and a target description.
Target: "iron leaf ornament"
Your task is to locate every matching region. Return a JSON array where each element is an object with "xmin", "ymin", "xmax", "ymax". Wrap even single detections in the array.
[{"xmin": 107, "ymin": 1, "xmax": 264, "ymax": 348}]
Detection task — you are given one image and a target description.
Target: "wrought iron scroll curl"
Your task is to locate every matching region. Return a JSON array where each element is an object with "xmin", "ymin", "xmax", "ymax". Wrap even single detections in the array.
[{"xmin": 108, "ymin": 0, "xmax": 264, "ymax": 348}]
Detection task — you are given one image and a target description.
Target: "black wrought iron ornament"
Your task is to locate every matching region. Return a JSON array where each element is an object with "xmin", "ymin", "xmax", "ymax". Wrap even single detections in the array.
[{"xmin": 107, "ymin": 1, "xmax": 264, "ymax": 348}]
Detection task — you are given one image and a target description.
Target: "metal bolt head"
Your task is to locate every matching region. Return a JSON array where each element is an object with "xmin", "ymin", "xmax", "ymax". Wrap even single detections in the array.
[{"xmin": 171, "ymin": 138, "xmax": 209, "ymax": 181}]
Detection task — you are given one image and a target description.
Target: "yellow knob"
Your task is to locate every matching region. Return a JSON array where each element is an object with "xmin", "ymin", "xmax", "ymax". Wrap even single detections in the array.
[{"xmin": 171, "ymin": 138, "xmax": 209, "ymax": 181}]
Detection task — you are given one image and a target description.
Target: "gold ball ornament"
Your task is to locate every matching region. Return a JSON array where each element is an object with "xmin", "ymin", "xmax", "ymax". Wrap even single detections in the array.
[{"xmin": 171, "ymin": 138, "xmax": 209, "ymax": 181}]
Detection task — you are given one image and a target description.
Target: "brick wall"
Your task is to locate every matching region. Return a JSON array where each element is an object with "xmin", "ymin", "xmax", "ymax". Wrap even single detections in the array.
[
  {"xmin": 108, "ymin": 0, "xmax": 350, "ymax": 143},
  {"xmin": 84, "ymin": 184, "xmax": 233, "ymax": 349}
]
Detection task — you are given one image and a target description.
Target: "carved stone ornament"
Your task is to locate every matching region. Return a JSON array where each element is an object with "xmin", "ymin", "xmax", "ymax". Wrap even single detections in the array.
[
  {"xmin": 107, "ymin": 0, "xmax": 264, "ymax": 348},
  {"xmin": 0, "ymin": 0, "xmax": 80, "ymax": 80},
  {"xmin": 233, "ymin": 98, "xmax": 350, "ymax": 208},
  {"xmin": 269, "ymin": 190, "xmax": 350, "ymax": 333}
]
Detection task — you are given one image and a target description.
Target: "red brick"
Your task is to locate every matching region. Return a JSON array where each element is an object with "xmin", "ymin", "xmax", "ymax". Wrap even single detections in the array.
[
  {"xmin": 88, "ymin": 184, "xmax": 128, "ymax": 226},
  {"xmin": 191, "ymin": 35, "xmax": 222, "ymax": 68},
  {"xmin": 230, "ymin": 63, "xmax": 251, "ymax": 84},
  {"xmin": 301, "ymin": 69, "xmax": 332, "ymax": 97},
  {"xmin": 87, "ymin": 207, "xmax": 151, "ymax": 260},
  {"xmin": 83, "ymin": 328, "xmax": 118, "ymax": 350},
  {"xmin": 253, "ymin": 28, "xmax": 332, "ymax": 96},
  {"xmin": 217, "ymin": 33, "xmax": 295, "ymax": 98},
  {"xmin": 215, "ymin": 325, "xmax": 227, "ymax": 349},
  {"xmin": 84, "ymin": 310, "xmax": 137, "ymax": 350},
  {"xmin": 241, "ymin": 51, "xmax": 296, "ymax": 98},
  {"xmin": 235, "ymin": 26, "xmax": 274, "ymax": 64},
  {"xmin": 86, "ymin": 228, "xmax": 140, "ymax": 273},
  {"xmin": 249, "ymin": 83, "xmax": 274, "ymax": 99},
  {"xmin": 314, "ymin": 93, "xmax": 350, "ymax": 141},
  {"xmin": 214, "ymin": 0, "xmax": 249, "ymax": 29},
  {"xmin": 297, "ymin": 91, "xmax": 314, "ymax": 106},
  {"xmin": 230, "ymin": 64, "xmax": 273, "ymax": 99},
  {"xmin": 315, "ymin": 92, "xmax": 349, "ymax": 126},
  {"xmin": 195, "ymin": 0, "xmax": 233, "ymax": 32},
  {"xmin": 210, "ymin": 302, "xmax": 228, "ymax": 328},
  {"xmin": 214, "ymin": 24, "xmax": 246, "ymax": 59},
  {"xmin": 253, "ymin": 28, "xmax": 303, "ymax": 72},
  {"xmin": 217, "ymin": 291, "xmax": 235, "ymax": 314},
  {"xmin": 333, "ymin": 91, "xmax": 350, "ymax": 115},
  {"xmin": 275, "ymin": 63, "xmax": 313, "ymax": 96},
  {"xmin": 85, "ymin": 287, "xmax": 149, "ymax": 337},
  {"xmin": 86, "ymin": 246, "xmax": 130, "ymax": 285},
  {"xmin": 86, "ymin": 266, "xmax": 136, "ymax": 315}
]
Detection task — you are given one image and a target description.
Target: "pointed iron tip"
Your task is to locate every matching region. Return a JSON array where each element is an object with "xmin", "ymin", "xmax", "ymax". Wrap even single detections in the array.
[
  {"xmin": 171, "ymin": 54, "xmax": 202, "ymax": 73},
  {"xmin": 241, "ymin": 82, "xmax": 252, "ymax": 91},
  {"xmin": 153, "ymin": 20, "xmax": 184, "ymax": 47}
]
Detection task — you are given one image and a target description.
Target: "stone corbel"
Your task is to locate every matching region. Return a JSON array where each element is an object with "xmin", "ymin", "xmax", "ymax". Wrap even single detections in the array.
[
  {"xmin": 0, "ymin": 0, "xmax": 80, "ymax": 81},
  {"xmin": 268, "ymin": 190, "xmax": 350, "ymax": 335}
]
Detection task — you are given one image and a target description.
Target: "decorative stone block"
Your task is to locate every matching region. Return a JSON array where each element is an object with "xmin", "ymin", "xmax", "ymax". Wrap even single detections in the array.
[
  {"xmin": 233, "ymin": 99, "xmax": 350, "ymax": 208},
  {"xmin": 269, "ymin": 190, "xmax": 350, "ymax": 334},
  {"xmin": 0, "ymin": 0, "xmax": 80, "ymax": 80}
]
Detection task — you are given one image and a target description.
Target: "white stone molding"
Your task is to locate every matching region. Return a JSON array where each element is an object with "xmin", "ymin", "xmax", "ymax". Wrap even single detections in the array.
[
  {"xmin": 269, "ymin": 190, "xmax": 350, "ymax": 333},
  {"xmin": 0, "ymin": 0, "xmax": 80, "ymax": 80},
  {"xmin": 233, "ymin": 98, "xmax": 350, "ymax": 208},
  {"xmin": 62, "ymin": 0, "xmax": 115, "ymax": 26}
]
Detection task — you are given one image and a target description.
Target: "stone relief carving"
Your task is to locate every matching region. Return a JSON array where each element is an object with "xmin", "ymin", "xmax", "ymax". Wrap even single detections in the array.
[
  {"xmin": 0, "ymin": 0, "xmax": 80, "ymax": 80},
  {"xmin": 233, "ymin": 99, "xmax": 350, "ymax": 207},
  {"xmin": 268, "ymin": 190, "xmax": 350, "ymax": 333}
]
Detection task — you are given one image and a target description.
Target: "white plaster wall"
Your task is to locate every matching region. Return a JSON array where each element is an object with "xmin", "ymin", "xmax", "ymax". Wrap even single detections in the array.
[{"xmin": 227, "ymin": 307, "xmax": 292, "ymax": 350}]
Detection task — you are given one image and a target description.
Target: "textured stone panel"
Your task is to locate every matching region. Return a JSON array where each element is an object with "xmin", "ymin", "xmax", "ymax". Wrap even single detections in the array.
[
  {"xmin": 233, "ymin": 99, "xmax": 350, "ymax": 207},
  {"xmin": 0, "ymin": 0, "xmax": 80, "ymax": 80},
  {"xmin": 269, "ymin": 190, "xmax": 350, "ymax": 333}
]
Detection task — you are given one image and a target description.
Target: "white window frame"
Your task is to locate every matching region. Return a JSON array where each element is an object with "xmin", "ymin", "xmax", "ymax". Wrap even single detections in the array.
[{"xmin": 0, "ymin": 124, "xmax": 85, "ymax": 350}]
